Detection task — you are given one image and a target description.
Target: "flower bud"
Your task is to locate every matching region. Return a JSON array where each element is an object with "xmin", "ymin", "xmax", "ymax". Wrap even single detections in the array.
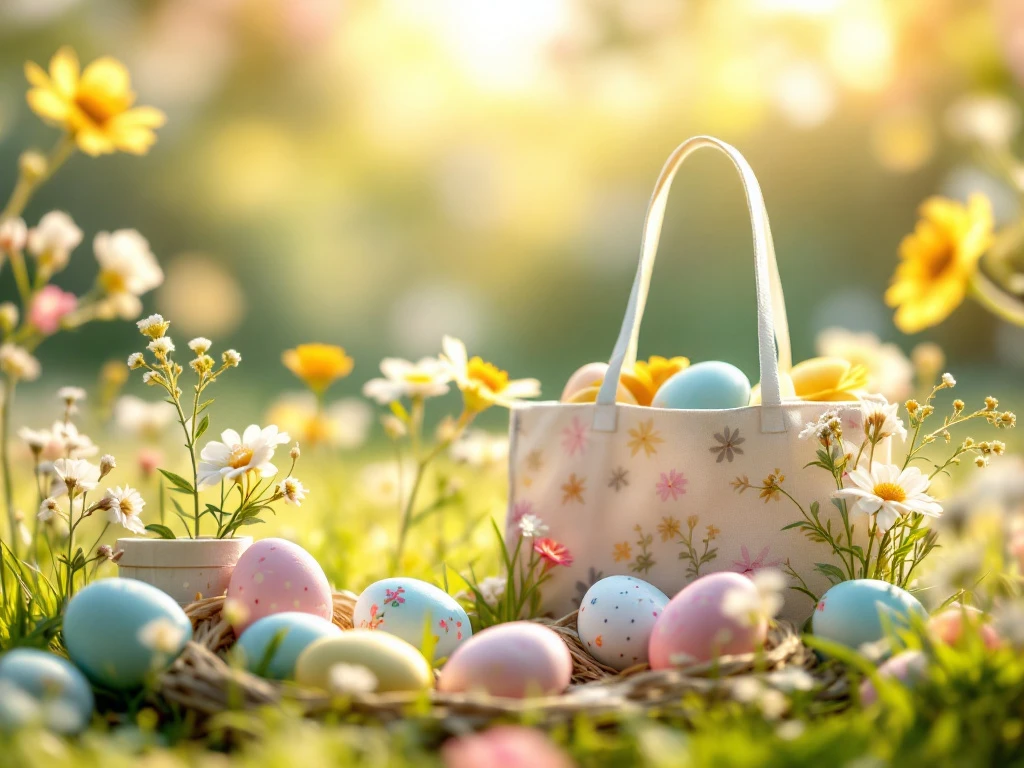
[{"xmin": 18, "ymin": 150, "xmax": 47, "ymax": 182}]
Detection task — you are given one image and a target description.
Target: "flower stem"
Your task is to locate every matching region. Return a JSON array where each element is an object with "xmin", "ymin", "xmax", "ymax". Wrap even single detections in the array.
[
  {"xmin": 1, "ymin": 134, "xmax": 77, "ymax": 220},
  {"xmin": 0, "ymin": 376, "xmax": 19, "ymax": 560}
]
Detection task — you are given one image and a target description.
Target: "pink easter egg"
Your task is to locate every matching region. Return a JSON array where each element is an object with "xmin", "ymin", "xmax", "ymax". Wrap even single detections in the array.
[
  {"xmin": 226, "ymin": 538, "xmax": 332, "ymax": 633},
  {"xmin": 648, "ymin": 572, "xmax": 768, "ymax": 669},
  {"xmin": 438, "ymin": 622, "xmax": 572, "ymax": 698},
  {"xmin": 859, "ymin": 650, "xmax": 927, "ymax": 705},
  {"xmin": 929, "ymin": 605, "xmax": 1001, "ymax": 650},
  {"xmin": 560, "ymin": 363, "xmax": 608, "ymax": 402}
]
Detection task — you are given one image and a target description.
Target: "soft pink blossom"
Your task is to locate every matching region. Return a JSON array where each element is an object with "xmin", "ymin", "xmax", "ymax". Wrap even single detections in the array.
[
  {"xmin": 560, "ymin": 417, "xmax": 587, "ymax": 457},
  {"xmin": 138, "ymin": 448, "xmax": 163, "ymax": 478},
  {"xmin": 655, "ymin": 469, "xmax": 687, "ymax": 502},
  {"xmin": 28, "ymin": 285, "xmax": 76, "ymax": 334},
  {"xmin": 443, "ymin": 726, "xmax": 575, "ymax": 768}
]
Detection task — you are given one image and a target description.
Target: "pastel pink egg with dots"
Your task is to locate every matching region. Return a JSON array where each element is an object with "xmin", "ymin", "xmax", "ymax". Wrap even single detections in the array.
[
  {"xmin": 226, "ymin": 538, "xmax": 332, "ymax": 633},
  {"xmin": 648, "ymin": 572, "xmax": 768, "ymax": 669}
]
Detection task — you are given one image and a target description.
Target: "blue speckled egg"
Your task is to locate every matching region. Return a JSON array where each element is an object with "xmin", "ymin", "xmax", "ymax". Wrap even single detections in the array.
[
  {"xmin": 813, "ymin": 579, "xmax": 926, "ymax": 650},
  {"xmin": 0, "ymin": 649, "xmax": 94, "ymax": 734},
  {"xmin": 652, "ymin": 361, "xmax": 751, "ymax": 410},
  {"xmin": 237, "ymin": 612, "xmax": 342, "ymax": 680},
  {"xmin": 353, "ymin": 577, "xmax": 471, "ymax": 660},
  {"xmin": 64, "ymin": 578, "xmax": 193, "ymax": 690}
]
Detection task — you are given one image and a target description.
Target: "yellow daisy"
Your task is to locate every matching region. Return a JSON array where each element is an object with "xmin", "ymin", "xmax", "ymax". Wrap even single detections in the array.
[
  {"xmin": 627, "ymin": 418, "xmax": 663, "ymax": 458},
  {"xmin": 25, "ymin": 47, "xmax": 165, "ymax": 156},
  {"xmin": 441, "ymin": 336, "xmax": 540, "ymax": 413},
  {"xmin": 613, "ymin": 541, "xmax": 632, "ymax": 563},
  {"xmin": 886, "ymin": 194, "xmax": 994, "ymax": 333},
  {"xmin": 282, "ymin": 343, "xmax": 354, "ymax": 396}
]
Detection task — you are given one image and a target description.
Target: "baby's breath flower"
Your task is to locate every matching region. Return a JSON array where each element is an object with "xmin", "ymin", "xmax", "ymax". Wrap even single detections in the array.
[
  {"xmin": 953, "ymin": 399, "xmax": 965, "ymax": 413},
  {"xmin": 222, "ymin": 349, "xmax": 241, "ymax": 367},
  {"xmin": 278, "ymin": 476, "xmax": 308, "ymax": 506},
  {"xmin": 0, "ymin": 217, "xmax": 27, "ymax": 252},
  {"xmin": 37, "ymin": 497, "xmax": 61, "ymax": 522},
  {"xmin": 985, "ymin": 396, "xmax": 999, "ymax": 411},
  {"xmin": 99, "ymin": 454, "xmax": 116, "ymax": 478},
  {"xmin": 920, "ymin": 405, "xmax": 935, "ymax": 418},
  {"xmin": 0, "ymin": 344, "xmax": 41, "ymax": 381},
  {"xmin": 141, "ymin": 370, "xmax": 165, "ymax": 387},
  {"xmin": 136, "ymin": 313, "xmax": 169, "ymax": 339},
  {"xmin": 518, "ymin": 513, "xmax": 549, "ymax": 538},
  {"xmin": 289, "ymin": 443, "xmax": 301, "ymax": 460},
  {"xmin": 905, "ymin": 399, "xmax": 920, "ymax": 415},
  {"xmin": 147, "ymin": 337, "xmax": 175, "ymax": 358},
  {"xmin": 188, "ymin": 337, "xmax": 212, "ymax": 355},
  {"xmin": 941, "ymin": 372, "xmax": 956, "ymax": 388},
  {"xmin": 127, "ymin": 352, "xmax": 145, "ymax": 370}
]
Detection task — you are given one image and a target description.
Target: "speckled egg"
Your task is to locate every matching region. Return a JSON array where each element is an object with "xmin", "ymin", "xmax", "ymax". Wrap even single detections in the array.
[
  {"xmin": 438, "ymin": 622, "xmax": 572, "ymax": 698},
  {"xmin": 577, "ymin": 576, "xmax": 668, "ymax": 670},
  {"xmin": 64, "ymin": 578, "xmax": 192, "ymax": 690},
  {"xmin": 859, "ymin": 650, "xmax": 927, "ymax": 705},
  {"xmin": 353, "ymin": 577, "xmax": 471, "ymax": 660},
  {"xmin": 652, "ymin": 361, "xmax": 751, "ymax": 410},
  {"xmin": 236, "ymin": 612, "xmax": 342, "ymax": 680},
  {"xmin": 812, "ymin": 579, "xmax": 927, "ymax": 650},
  {"xmin": 648, "ymin": 572, "xmax": 768, "ymax": 669},
  {"xmin": 0, "ymin": 649, "xmax": 94, "ymax": 734},
  {"xmin": 226, "ymin": 538, "xmax": 332, "ymax": 633},
  {"xmin": 560, "ymin": 363, "xmax": 608, "ymax": 402},
  {"xmin": 295, "ymin": 630, "xmax": 432, "ymax": 693}
]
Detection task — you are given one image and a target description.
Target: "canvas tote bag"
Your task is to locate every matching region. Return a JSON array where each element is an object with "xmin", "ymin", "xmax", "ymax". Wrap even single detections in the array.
[{"xmin": 506, "ymin": 135, "xmax": 867, "ymax": 621}]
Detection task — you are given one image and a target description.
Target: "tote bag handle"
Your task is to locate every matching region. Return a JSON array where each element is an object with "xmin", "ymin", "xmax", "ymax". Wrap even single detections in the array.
[{"xmin": 593, "ymin": 136, "xmax": 792, "ymax": 434}]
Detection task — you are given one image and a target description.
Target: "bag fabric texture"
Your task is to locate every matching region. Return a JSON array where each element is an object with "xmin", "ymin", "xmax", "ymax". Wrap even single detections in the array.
[{"xmin": 505, "ymin": 136, "xmax": 869, "ymax": 621}]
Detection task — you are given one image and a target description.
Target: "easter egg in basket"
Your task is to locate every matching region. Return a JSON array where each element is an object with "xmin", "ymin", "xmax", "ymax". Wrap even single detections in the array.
[
  {"xmin": 577, "ymin": 575, "xmax": 669, "ymax": 671},
  {"xmin": 652, "ymin": 361, "xmax": 751, "ymax": 410},
  {"xmin": 237, "ymin": 612, "xmax": 342, "ymax": 680},
  {"xmin": 811, "ymin": 579, "xmax": 926, "ymax": 650}
]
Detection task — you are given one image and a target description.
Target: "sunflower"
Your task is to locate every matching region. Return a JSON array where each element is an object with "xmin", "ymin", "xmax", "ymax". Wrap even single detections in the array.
[
  {"xmin": 25, "ymin": 47, "xmax": 165, "ymax": 156},
  {"xmin": 282, "ymin": 343, "xmax": 354, "ymax": 396},
  {"xmin": 886, "ymin": 194, "xmax": 994, "ymax": 333}
]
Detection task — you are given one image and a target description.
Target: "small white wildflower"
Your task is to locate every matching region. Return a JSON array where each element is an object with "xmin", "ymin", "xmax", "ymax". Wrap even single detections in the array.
[
  {"xmin": 0, "ymin": 344, "xmax": 41, "ymax": 381},
  {"xmin": 941, "ymin": 372, "xmax": 956, "ymax": 388},
  {"xmin": 141, "ymin": 371, "xmax": 163, "ymax": 386},
  {"xmin": 27, "ymin": 211, "xmax": 82, "ymax": 274},
  {"xmin": 477, "ymin": 575, "xmax": 507, "ymax": 605},
  {"xmin": 0, "ymin": 217, "xmax": 27, "ymax": 252},
  {"xmin": 147, "ymin": 337, "xmax": 175, "ymax": 357},
  {"xmin": 37, "ymin": 497, "xmax": 61, "ymax": 522},
  {"xmin": 278, "ymin": 476, "xmax": 308, "ymax": 506},
  {"xmin": 327, "ymin": 663, "xmax": 378, "ymax": 696},
  {"xmin": 137, "ymin": 617, "xmax": 187, "ymax": 655},
  {"xmin": 188, "ymin": 337, "xmax": 212, "ymax": 355},
  {"xmin": 57, "ymin": 386, "xmax": 87, "ymax": 406},
  {"xmin": 99, "ymin": 454, "xmax": 116, "ymax": 477},
  {"xmin": 517, "ymin": 513, "xmax": 549, "ymax": 538},
  {"xmin": 136, "ymin": 313, "xmax": 169, "ymax": 339},
  {"xmin": 127, "ymin": 352, "xmax": 145, "ymax": 370},
  {"xmin": 104, "ymin": 485, "xmax": 146, "ymax": 534},
  {"xmin": 52, "ymin": 458, "xmax": 100, "ymax": 496},
  {"xmin": 0, "ymin": 303, "xmax": 18, "ymax": 332},
  {"xmin": 222, "ymin": 349, "xmax": 241, "ymax": 367}
]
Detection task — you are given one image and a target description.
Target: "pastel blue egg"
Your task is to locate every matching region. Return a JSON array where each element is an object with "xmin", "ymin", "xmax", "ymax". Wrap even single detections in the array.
[
  {"xmin": 813, "ymin": 579, "xmax": 927, "ymax": 650},
  {"xmin": 0, "ymin": 649, "xmax": 94, "ymax": 734},
  {"xmin": 652, "ymin": 361, "xmax": 751, "ymax": 410},
  {"xmin": 237, "ymin": 612, "xmax": 342, "ymax": 680},
  {"xmin": 353, "ymin": 577, "xmax": 472, "ymax": 660},
  {"xmin": 64, "ymin": 578, "xmax": 193, "ymax": 690}
]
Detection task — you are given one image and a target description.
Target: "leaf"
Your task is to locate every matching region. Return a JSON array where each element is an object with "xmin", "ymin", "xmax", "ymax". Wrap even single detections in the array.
[
  {"xmin": 195, "ymin": 414, "xmax": 210, "ymax": 441},
  {"xmin": 159, "ymin": 469, "xmax": 194, "ymax": 494},
  {"xmin": 196, "ymin": 399, "xmax": 215, "ymax": 414},
  {"xmin": 814, "ymin": 562, "xmax": 846, "ymax": 584},
  {"xmin": 146, "ymin": 524, "xmax": 177, "ymax": 539}
]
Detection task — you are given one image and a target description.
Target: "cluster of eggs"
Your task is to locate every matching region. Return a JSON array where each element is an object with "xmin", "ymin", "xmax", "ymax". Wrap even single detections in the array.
[{"xmin": 562, "ymin": 360, "xmax": 753, "ymax": 410}]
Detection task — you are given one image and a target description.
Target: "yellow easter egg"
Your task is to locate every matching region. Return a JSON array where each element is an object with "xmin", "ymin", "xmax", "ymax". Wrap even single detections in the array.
[
  {"xmin": 560, "ymin": 363, "xmax": 608, "ymax": 402},
  {"xmin": 566, "ymin": 383, "xmax": 637, "ymax": 405},
  {"xmin": 294, "ymin": 630, "xmax": 433, "ymax": 693}
]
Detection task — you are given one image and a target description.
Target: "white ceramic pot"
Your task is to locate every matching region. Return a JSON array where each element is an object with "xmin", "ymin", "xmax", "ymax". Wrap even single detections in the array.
[{"xmin": 116, "ymin": 536, "xmax": 253, "ymax": 606}]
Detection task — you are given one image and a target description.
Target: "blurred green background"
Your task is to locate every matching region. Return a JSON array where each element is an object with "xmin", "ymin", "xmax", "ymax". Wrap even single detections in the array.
[{"xmin": 1, "ymin": 0, "xmax": 1023, "ymax": 427}]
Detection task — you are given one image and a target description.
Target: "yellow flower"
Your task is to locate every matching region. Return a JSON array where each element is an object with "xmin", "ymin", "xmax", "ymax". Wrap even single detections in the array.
[
  {"xmin": 657, "ymin": 516, "xmax": 681, "ymax": 542},
  {"xmin": 282, "ymin": 343, "xmax": 354, "ymax": 396},
  {"xmin": 613, "ymin": 541, "xmax": 632, "ymax": 562},
  {"xmin": 886, "ymin": 194, "xmax": 994, "ymax": 333},
  {"xmin": 788, "ymin": 357, "xmax": 869, "ymax": 402},
  {"xmin": 441, "ymin": 336, "xmax": 540, "ymax": 413},
  {"xmin": 627, "ymin": 418, "xmax": 663, "ymax": 458},
  {"xmin": 635, "ymin": 355, "xmax": 690, "ymax": 393},
  {"xmin": 25, "ymin": 47, "xmax": 165, "ymax": 156}
]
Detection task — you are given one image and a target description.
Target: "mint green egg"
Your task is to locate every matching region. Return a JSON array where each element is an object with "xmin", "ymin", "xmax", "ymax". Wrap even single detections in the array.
[
  {"xmin": 813, "ymin": 579, "xmax": 927, "ymax": 650},
  {"xmin": 237, "ymin": 612, "xmax": 342, "ymax": 680},
  {"xmin": 64, "ymin": 578, "xmax": 192, "ymax": 690},
  {"xmin": 652, "ymin": 361, "xmax": 751, "ymax": 410},
  {"xmin": 0, "ymin": 649, "xmax": 94, "ymax": 734}
]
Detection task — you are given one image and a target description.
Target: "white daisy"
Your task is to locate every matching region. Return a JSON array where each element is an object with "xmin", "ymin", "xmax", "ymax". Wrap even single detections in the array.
[
  {"xmin": 188, "ymin": 337, "xmax": 212, "ymax": 355},
  {"xmin": 197, "ymin": 425, "xmax": 290, "ymax": 489},
  {"xmin": 48, "ymin": 421, "xmax": 98, "ymax": 459},
  {"xmin": 278, "ymin": 476, "xmax": 308, "ymax": 506},
  {"xmin": 362, "ymin": 357, "xmax": 452, "ymax": 404},
  {"xmin": 0, "ymin": 216, "xmax": 27, "ymax": 252},
  {"xmin": 833, "ymin": 463, "xmax": 942, "ymax": 532},
  {"xmin": 104, "ymin": 486, "xmax": 146, "ymax": 534},
  {"xmin": 0, "ymin": 344, "xmax": 41, "ymax": 381},
  {"xmin": 93, "ymin": 229, "xmax": 163, "ymax": 319},
  {"xmin": 860, "ymin": 394, "xmax": 907, "ymax": 443},
  {"xmin": 26, "ymin": 211, "xmax": 82, "ymax": 273},
  {"xmin": 37, "ymin": 497, "xmax": 62, "ymax": 522},
  {"xmin": 517, "ymin": 513, "xmax": 549, "ymax": 538},
  {"xmin": 137, "ymin": 617, "xmax": 187, "ymax": 655},
  {"xmin": 52, "ymin": 458, "xmax": 101, "ymax": 497},
  {"xmin": 57, "ymin": 386, "xmax": 87, "ymax": 406}
]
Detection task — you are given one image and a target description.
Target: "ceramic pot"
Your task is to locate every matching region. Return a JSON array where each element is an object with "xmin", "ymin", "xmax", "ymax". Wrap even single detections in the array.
[{"xmin": 116, "ymin": 536, "xmax": 253, "ymax": 605}]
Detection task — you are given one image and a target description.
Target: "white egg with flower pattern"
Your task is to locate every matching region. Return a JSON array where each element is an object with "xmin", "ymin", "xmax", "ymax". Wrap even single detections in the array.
[
  {"xmin": 577, "ymin": 576, "xmax": 669, "ymax": 670},
  {"xmin": 353, "ymin": 577, "xmax": 471, "ymax": 660}
]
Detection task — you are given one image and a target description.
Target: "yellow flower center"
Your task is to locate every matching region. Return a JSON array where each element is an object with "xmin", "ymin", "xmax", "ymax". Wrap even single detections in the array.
[
  {"xmin": 75, "ymin": 89, "xmax": 120, "ymax": 126},
  {"xmin": 872, "ymin": 482, "xmax": 906, "ymax": 503},
  {"xmin": 467, "ymin": 356, "xmax": 508, "ymax": 393},
  {"xmin": 98, "ymin": 269, "xmax": 126, "ymax": 294},
  {"xmin": 120, "ymin": 498, "xmax": 135, "ymax": 516},
  {"xmin": 403, "ymin": 371, "xmax": 434, "ymax": 384},
  {"xmin": 924, "ymin": 243, "xmax": 955, "ymax": 280},
  {"xmin": 228, "ymin": 445, "xmax": 254, "ymax": 470}
]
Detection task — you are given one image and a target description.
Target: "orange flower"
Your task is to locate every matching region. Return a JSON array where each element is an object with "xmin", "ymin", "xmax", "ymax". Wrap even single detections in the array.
[
  {"xmin": 533, "ymin": 538, "xmax": 573, "ymax": 569},
  {"xmin": 612, "ymin": 541, "xmax": 632, "ymax": 562},
  {"xmin": 282, "ymin": 343, "xmax": 353, "ymax": 396}
]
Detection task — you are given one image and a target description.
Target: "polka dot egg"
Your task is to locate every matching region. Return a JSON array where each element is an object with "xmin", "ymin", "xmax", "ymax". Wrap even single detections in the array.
[
  {"xmin": 577, "ymin": 576, "xmax": 668, "ymax": 671},
  {"xmin": 226, "ymin": 538, "xmax": 332, "ymax": 633}
]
